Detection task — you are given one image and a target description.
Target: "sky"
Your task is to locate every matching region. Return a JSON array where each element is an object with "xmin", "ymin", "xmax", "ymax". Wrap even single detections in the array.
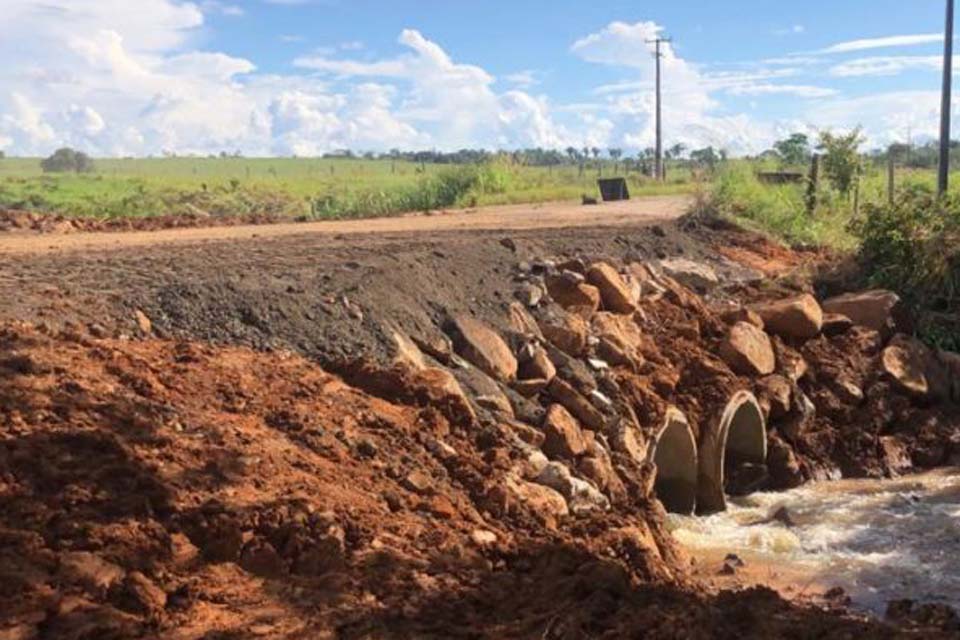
[{"xmin": 0, "ymin": 0, "xmax": 957, "ymax": 157}]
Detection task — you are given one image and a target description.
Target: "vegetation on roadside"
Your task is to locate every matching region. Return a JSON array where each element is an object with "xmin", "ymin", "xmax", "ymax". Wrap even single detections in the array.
[{"xmin": 0, "ymin": 152, "xmax": 694, "ymax": 220}]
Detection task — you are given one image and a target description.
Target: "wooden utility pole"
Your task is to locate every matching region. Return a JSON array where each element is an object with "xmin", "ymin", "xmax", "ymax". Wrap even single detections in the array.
[
  {"xmin": 939, "ymin": 0, "xmax": 955, "ymax": 196},
  {"xmin": 648, "ymin": 36, "xmax": 671, "ymax": 181},
  {"xmin": 887, "ymin": 153, "xmax": 896, "ymax": 205}
]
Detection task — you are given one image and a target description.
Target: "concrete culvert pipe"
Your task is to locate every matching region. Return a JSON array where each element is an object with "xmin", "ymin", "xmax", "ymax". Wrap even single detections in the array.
[
  {"xmin": 648, "ymin": 407, "xmax": 698, "ymax": 515},
  {"xmin": 697, "ymin": 391, "xmax": 767, "ymax": 514}
]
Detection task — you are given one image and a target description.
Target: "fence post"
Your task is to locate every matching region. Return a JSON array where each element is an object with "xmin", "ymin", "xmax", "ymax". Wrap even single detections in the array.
[
  {"xmin": 805, "ymin": 153, "xmax": 820, "ymax": 215},
  {"xmin": 853, "ymin": 174, "xmax": 861, "ymax": 218},
  {"xmin": 887, "ymin": 154, "xmax": 895, "ymax": 205}
]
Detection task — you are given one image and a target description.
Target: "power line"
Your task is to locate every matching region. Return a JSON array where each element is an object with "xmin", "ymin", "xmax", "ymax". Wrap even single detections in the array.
[{"xmin": 647, "ymin": 36, "xmax": 671, "ymax": 181}]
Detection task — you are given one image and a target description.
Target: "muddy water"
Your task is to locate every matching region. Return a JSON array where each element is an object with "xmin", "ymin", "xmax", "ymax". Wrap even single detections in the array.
[{"xmin": 669, "ymin": 469, "xmax": 960, "ymax": 615}]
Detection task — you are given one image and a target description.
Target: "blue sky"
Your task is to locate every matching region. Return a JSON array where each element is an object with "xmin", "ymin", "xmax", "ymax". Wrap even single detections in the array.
[{"xmin": 0, "ymin": 0, "xmax": 956, "ymax": 156}]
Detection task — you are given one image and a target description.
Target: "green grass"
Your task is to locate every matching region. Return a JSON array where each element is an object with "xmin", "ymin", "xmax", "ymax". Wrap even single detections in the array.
[{"xmin": 0, "ymin": 156, "xmax": 695, "ymax": 220}]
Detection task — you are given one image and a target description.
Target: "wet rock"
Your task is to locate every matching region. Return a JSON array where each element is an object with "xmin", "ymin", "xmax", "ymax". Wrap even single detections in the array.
[
  {"xmin": 727, "ymin": 462, "xmax": 769, "ymax": 496},
  {"xmin": 756, "ymin": 374, "xmax": 792, "ymax": 419},
  {"xmin": 545, "ymin": 272, "xmax": 602, "ymax": 314},
  {"xmin": 548, "ymin": 377, "xmax": 606, "ymax": 431},
  {"xmin": 821, "ymin": 313, "xmax": 854, "ymax": 337},
  {"xmin": 659, "ymin": 257, "xmax": 719, "ymax": 292},
  {"xmin": 771, "ymin": 506, "xmax": 795, "ymax": 527},
  {"xmin": 538, "ymin": 308, "xmax": 588, "ymax": 357},
  {"xmin": 767, "ymin": 434, "xmax": 803, "ymax": 489},
  {"xmin": 751, "ymin": 294, "xmax": 823, "ymax": 340},
  {"xmin": 534, "ymin": 461, "xmax": 610, "ymax": 514},
  {"xmin": 518, "ymin": 344, "xmax": 556, "ymax": 382},
  {"xmin": 586, "ymin": 262, "xmax": 636, "ymax": 314},
  {"xmin": 880, "ymin": 436, "xmax": 912, "ymax": 476},
  {"xmin": 446, "ymin": 315, "xmax": 518, "ymax": 382},
  {"xmin": 541, "ymin": 404, "xmax": 589, "ymax": 459},
  {"xmin": 822, "ymin": 289, "xmax": 900, "ymax": 335},
  {"xmin": 719, "ymin": 322, "xmax": 775, "ymax": 376},
  {"xmin": 724, "ymin": 553, "xmax": 745, "ymax": 567}
]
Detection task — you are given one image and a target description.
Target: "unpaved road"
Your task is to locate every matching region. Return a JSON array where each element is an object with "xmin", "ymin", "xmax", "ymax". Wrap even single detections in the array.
[{"xmin": 0, "ymin": 196, "xmax": 690, "ymax": 255}]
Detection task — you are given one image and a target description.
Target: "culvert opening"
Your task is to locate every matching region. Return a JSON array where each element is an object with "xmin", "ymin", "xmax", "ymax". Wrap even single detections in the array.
[
  {"xmin": 721, "ymin": 392, "xmax": 768, "ymax": 498},
  {"xmin": 650, "ymin": 408, "xmax": 698, "ymax": 514}
]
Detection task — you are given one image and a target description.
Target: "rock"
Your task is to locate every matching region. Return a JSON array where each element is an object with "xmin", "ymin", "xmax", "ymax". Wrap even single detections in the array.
[
  {"xmin": 240, "ymin": 540, "xmax": 286, "ymax": 578},
  {"xmin": 821, "ymin": 313, "xmax": 854, "ymax": 337},
  {"xmin": 756, "ymin": 374, "xmax": 792, "ymax": 419},
  {"xmin": 611, "ymin": 419, "xmax": 648, "ymax": 464},
  {"xmin": 659, "ymin": 258, "xmax": 719, "ymax": 292},
  {"xmin": 506, "ymin": 477, "xmax": 568, "ymax": 527},
  {"xmin": 505, "ymin": 419, "xmax": 546, "ymax": 448},
  {"xmin": 719, "ymin": 322, "xmax": 776, "ymax": 376},
  {"xmin": 881, "ymin": 334, "xmax": 935, "ymax": 399},
  {"xmin": 545, "ymin": 273, "xmax": 601, "ymax": 314},
  {"xmin": 545, "ymin": 345, "xmax": 597, "ymax": 394},
  {"xmin": 446, "ymin": 315, "xmax": 518, "ymax": 382},
  {"xmin": 392, "ymin": 331, "xmax": 427, "ymax": 370},
  {"xmin": 766, "ymin": 434, "xmax": 803, "ymax": 489},
  {"xmin": 830, "ymin": 377, "xmax": 864, "ymax": 405},
  {"xmin": 751, "ymin": 294, "xmax": 823, "ymax": 340},
  {"xmin": 534, "ymin": 462, "xmax": 610, "ymax": 514},
  {"xmin": 507, "ymin": 302, "xmax": 543, "ymax": 340},
  {"xmin": 514, "ymin": 283, "xmax": 544, "ymax": 308},
  {"xmin": 111, "ymin": 571, "xmax": 167, "ymax": 617},
  {"xmin": 557, "ymin": 258, "xmax": 587, "ymax": 274},
  {"xmin": 134, "ymin": 309, "xmax": 152, "ymax": 334},
  {"xmin": 548, "ymin": 377, "xmax": 606, "ymax": 431},
  {"xmin": 724, "ymin": 553, "xmax": 745, "ymax": 567},
  {"xmin": 880, "ymin": 436, "xmax": 912, "ymax": 475},
  {"xmin": 720, "ymin": 307, "xmax": 764, "ymax": 330},
  {"xmin": 775, "ymin": 342, "xmax": 809, "ymax": 382},
  {"xmin": 538, "ymin": 310, "xmax": 588, "ymax": 357},
  {"xmin": 596, "ymin": 337, "xmax": 636, "ymax": 369},
  {"xmin": 512, "ymin": 378, "xmax": 549, "ymax": 398},
  {"xmin": 453, "ymin": 366, "xmax": 514, "ymax": 418},
  {"xmin": 771, "ymin": 506, "xmax": 796, "ymax": 527},
  {"xmin": 402, "ymin": 469, "xmax": 434, "ymax": 494},
  {"xmin": 822, "ymin": 290, "xmax": 900, "ymax": 335},
  {"xmin": 500, "ymin": 237, "xmax": 517, "ymax": 252},
  {"xmin": 518, "ymin": 344, "xmax": 556, "ymax": 382},
  {"xmin": 470, "ymin": 530, "xmax": 498, "ymax": 547},
  {"xmin": 592, "ymin": 312, "xmax": 643, "ymax": 353},
  {"xmin": 414, "ymin": 367, "xmax": 477, "ymax": 426},
  {"xmin": 59, "ymin": 551, "xmax": 125, "ymax": 594},
  {"xmin": 586, "ymin": 262, "xmax": 636, "ymax": 314},
  {"xmin": 719, "ymin": 562, "xmax": 737, "ymax": 576},
  {"xmin": 541, "ymin": 404, "xmax": 589, "ymax": 459}
]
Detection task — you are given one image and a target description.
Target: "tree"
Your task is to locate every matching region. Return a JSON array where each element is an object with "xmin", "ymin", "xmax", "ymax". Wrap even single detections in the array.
[
  {"xmin": 690, "ymin": 146, "xmax": 721, "ymax": 170},
  {"xmin": 818, "ymin": 128, "xmax": 865, "ymax": 195},
  {"xmin": 40, "ymin": 147, "xmax": 94, "ymax": 173},
  {"xmin": 608, "ymin": 148, "xmax": 622, "ymax": 173},
  {"xmin": 666, "ymin": 143, "xmax": 687, "ymax": 160},
  {"xmin": 773, "ymin": 133, "xmax": 811, "ymax": 166}
]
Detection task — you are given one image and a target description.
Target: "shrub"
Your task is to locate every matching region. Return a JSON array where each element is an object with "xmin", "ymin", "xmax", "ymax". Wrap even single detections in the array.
[
  {"xmin": 818, "ymin": 129, "xmax": 864, "ymax": 195},
  {"xmin": 41, "ymin": 148, "xmax": 95, "ymax": 173}
]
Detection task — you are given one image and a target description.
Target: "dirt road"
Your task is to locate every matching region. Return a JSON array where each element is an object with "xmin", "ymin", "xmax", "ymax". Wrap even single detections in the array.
[{"xmin": 0, "ymin": 196, "xmax": 690, "ymax": 255}]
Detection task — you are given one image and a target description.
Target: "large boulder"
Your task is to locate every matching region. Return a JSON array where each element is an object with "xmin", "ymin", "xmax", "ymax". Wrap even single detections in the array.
[
  {"xmin": 545, "ymin": 273, "xmax": 601, "ymax": 314},
  {"xmin": 718, "ymin": 322, "xmax": 776, "ymax": 376},
  {"xmin": 751, "ymin": 294, "xmax": 823, "ymax": 340},
  {"xmin": 446, "ymin": 315, "xmax": 518, "ymax": 382},
  {"xmin": 586, "ymin": 262, "xmax": 636, "ymax": 314},
  {"xmin": 822, "ymin": 290, "xmax": 900, "ymax": 335},
  {"xmin": 541, "ymin": 404, "xmax": 589, "ymax": 458},
  {"xmin": 659, "ymin": 257, "xmax": 719, "ymax": 292}
]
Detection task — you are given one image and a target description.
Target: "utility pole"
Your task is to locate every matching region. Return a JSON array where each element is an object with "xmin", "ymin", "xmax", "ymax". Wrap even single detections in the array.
[
  {"xmin": 939, "ymin": 0, "xmax": 954, "ymax": 196},
  {"xmin": 647, "ymin": 36, "xmax": 671, "ymax": 181}
]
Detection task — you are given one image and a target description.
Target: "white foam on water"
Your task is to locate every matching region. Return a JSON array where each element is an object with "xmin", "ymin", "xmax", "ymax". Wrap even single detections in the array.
[{"xmin": 669, "ymin": 468, "xmax": 960, "ymax": 615}]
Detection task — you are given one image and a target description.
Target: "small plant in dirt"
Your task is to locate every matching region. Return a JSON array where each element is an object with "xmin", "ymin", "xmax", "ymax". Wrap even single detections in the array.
[
  {"xmin": 40, "ymin": 147, "xmax": 95, "ymax": 174},
  {"xmin": 817, "ymin": 128, "xmax": 864, "ymax": 196}
]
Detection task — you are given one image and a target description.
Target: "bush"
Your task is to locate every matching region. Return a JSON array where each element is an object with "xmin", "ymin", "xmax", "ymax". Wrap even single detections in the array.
[
  {"xmin": 41, "ymin": 148, "xmax": 95, "ymax": 173},
  {"xmin": 856, "ymin": 187, "xmax": 960, "ymax": 348}
]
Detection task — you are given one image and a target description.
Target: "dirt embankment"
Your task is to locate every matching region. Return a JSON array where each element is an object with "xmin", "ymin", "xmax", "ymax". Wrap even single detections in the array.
[{"xmin": 1, "ymin": 209, "xmax": 958, "ymax": 638}]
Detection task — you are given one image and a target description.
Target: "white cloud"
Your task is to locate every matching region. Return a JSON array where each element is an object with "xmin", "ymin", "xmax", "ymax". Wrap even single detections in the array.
[
  {"xmin": 817, "ymin": 33, "xmax": 943, "ymax": 54},
  {"xmin": 726, "ymin": 84, "xmax": 837, "ymax": 98},
  {"xmin": 829, "ymin": 55, "xmax": 944, "ymax": 77},
  {"xmin": 504, "ymin": 71, "xmax": 539, "ymax": 89},
  {"xmin": 201, "ymin": 1, "xmax": 245, "ymax": 17},
  {"xmin": 774, "ymin": 25, "xmax": 805, "ymax": 36}
]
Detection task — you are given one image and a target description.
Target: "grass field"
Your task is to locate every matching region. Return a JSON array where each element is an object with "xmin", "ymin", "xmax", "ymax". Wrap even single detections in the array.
[{"xmin": 0, "ymin": 157, "xmax": 694, "ymax": 220}]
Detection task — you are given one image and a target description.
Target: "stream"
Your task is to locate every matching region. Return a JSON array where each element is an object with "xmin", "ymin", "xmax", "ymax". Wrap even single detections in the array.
[{"xmin": 668, "ymin": 468, "xmax": 960, "ymax": 615}]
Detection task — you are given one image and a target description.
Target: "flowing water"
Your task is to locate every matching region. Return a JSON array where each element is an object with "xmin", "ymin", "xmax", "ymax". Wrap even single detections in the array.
[{"xmin": 669, "ymin": 468, "xmax": 960, "ymax": 615}]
